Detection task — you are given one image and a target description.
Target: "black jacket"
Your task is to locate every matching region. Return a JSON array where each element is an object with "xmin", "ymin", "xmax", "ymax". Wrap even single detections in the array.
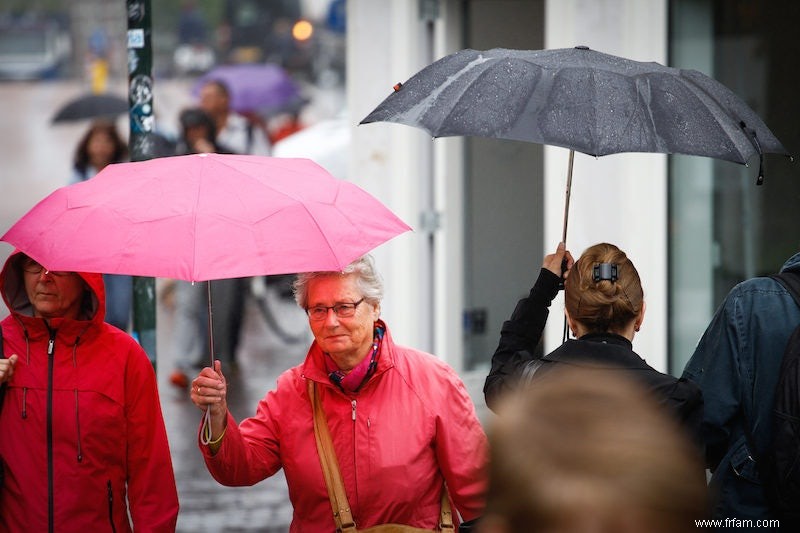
[{"xmin": 484, "ymin": 268, "xmax": 704, "ymax": 450}]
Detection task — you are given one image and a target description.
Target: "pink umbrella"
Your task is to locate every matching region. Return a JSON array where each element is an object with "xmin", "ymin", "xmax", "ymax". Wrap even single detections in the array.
[
  {"xmin": 2, "ymin": 153, "xmax": 412, "ymax": 443},
  {"xmin": 1, "ymin": 153, "xmax": 411, "ymax": 281}
]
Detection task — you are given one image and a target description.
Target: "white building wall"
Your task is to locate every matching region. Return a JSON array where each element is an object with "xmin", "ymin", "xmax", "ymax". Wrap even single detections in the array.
[
  {"xmin": 543, "ymin": 0, "xmax": 670, "ymax": 372},
  {"xmin": 348, "ymin": 0, "xmax": 464, "ymax": 367},
  {"xmin": 348, "ymin": 0, "xmax": 421, "ymax": 349}
]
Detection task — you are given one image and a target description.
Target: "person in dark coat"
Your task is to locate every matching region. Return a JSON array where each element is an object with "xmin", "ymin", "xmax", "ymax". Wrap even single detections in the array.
[
  {"xmin": 682, "ymin": 251, "xmax": 800, "ymax": 525},
  {"xmin": 484, "ymin": 242, "xmax": 704, "ymax": 451}
]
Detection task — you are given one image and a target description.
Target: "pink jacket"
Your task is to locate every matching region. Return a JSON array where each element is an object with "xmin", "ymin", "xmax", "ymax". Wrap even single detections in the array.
[
  {"xmin": 0, "ymin": 251, "xmax": 179, "ymax": 532},
  {"xmin": 202, "ymin": 324, "xmax": 487, "ymax": 531}
]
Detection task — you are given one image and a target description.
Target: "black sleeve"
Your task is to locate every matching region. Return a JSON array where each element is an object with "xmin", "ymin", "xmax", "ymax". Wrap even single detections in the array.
[{"xmin": 483, "ymin": 269, "xmax": 561, "ymax": 412}]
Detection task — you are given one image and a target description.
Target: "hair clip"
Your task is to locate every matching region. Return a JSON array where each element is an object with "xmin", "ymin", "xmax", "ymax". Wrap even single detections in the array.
[{"xmin": 593, "ymin": 263, "xmax": 618, "ymax": 282}]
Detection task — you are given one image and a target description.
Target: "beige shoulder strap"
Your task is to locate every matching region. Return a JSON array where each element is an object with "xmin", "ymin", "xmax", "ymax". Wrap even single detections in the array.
[
  {"xmin": 309, "ymin": 379, "xmax": 454, "ymax": 532},
  {"xmin": 310, "ymin": 379, "xmax": 357, "ymax": 532}
]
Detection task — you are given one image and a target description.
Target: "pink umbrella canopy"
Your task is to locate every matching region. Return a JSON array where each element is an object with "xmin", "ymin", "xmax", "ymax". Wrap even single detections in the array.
[{"xmin": 1, "ymin": 153, "xmax": 411, "ymax": 282}]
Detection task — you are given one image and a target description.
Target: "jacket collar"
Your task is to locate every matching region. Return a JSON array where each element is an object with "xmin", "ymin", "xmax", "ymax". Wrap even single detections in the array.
[
  {"xmin": 302, "ymin": 320, "xmax": 395, "ymax": 388},
  {"xmin": 545, "ymin": 333, "xmax": 651, "ymax": 370},
  {"xmin": 575, "ymin": 332, "xmax": 633, "ymax": 349}
]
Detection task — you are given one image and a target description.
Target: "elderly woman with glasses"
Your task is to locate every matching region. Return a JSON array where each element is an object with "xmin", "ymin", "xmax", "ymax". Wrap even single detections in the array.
[{"xmin": 190, "ymin": 255, "xmax": 488, "ymax": 531}]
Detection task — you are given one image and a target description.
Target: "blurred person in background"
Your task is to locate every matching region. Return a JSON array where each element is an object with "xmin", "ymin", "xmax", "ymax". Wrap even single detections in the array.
[
  {"xmin": 70, "ymin": 120, "xmax": 127, "ymax": 184},
  {"xmin": 480, "ymin": 368, "xmax": 708, "ymax": 533},
  {"xmin": 70, "ymin": 120, "xmax": 132, "ymax": 332},
  {"xmin": 198, "ymin": 78, "xmax": 270, "ymax": 156},
  {"xmin": 86, "ymin": 26, "xmax": 110, "ymax": 93}
]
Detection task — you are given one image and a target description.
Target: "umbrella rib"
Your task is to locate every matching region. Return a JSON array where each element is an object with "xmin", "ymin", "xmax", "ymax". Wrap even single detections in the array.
[
  {"xmin": 205, "ymin": 154, "xmax": 351, "ymax": 271},
  {"xmin": 300, "ymin": 200, "xmax": 345, "ymax": 270},
  {"xmin": 632, "ymin": 76, "xmax": 664, "ymax": 155},
  {"xmin": 677, "ymin": 73, "xmax": 759, "ymax": 163},
  {"xmin": 191, "ymin": 159, "xmax": 206, "ymax": 281},
  {"xmin": 395, "ymin": 54, "xmax": 494, "ymax": 136}
]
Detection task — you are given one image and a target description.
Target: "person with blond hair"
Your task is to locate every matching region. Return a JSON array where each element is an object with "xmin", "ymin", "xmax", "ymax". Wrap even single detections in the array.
[
  {"xmin": 484, "ymin": 242, "xmax": 703, "ymax": 448},
  {"xmin": 480, "ymin": 368, "xmax": 709, "ymax": 533}
]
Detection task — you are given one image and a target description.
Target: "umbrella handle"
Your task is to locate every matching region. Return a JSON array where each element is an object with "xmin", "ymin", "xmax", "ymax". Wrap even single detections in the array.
[
  {"xmin": 200, "ymin": 281, "xmax": 216, "ymax": 446},
  {"xmin": 207, "ymin": 280, "xmax": 215, "ymax": 368}
]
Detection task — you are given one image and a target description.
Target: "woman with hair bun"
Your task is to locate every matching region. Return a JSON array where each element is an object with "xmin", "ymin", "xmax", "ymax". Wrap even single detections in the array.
[{"xmin": 484, "ymin": 242, "xmax": 704, "ymax": 451}]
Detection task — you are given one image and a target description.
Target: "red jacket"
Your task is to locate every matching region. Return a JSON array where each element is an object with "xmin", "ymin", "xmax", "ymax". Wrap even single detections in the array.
[
  {"xmin": 0, "ymin": 252, "xmax": 178, "ymax": 532},
  {"xmin": 202, "ymin": 323, "xmax": 488, "ymax": 531}
]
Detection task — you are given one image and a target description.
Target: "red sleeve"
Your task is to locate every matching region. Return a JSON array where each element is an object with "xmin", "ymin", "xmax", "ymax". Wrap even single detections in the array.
[{"xmin": 125, "ymin": 346, "xmax": 179, "ymax": 531}]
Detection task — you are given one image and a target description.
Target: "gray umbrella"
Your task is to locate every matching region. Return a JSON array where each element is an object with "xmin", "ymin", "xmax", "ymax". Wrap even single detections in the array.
[
  {"xmin": 52, "ymin": 93, "xmax": 129, "ymax": 123},
  {"xmin": 361, "ymin": 46, "xmax": 791, "ymax": 240}
]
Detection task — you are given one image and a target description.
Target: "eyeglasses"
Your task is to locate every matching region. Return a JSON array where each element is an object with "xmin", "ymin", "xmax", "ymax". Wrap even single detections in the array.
[
  {"xmin": 306, "ymin": 298, "xmax": 365, "ymax": 321},
  {"xmin": 21, "ymin": 259, "xmax": 71, "ymax": 278}
]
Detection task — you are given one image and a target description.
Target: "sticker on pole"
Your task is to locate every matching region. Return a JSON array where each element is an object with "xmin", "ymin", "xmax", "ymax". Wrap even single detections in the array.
[{"xmin": 127, "ymin": 29, "xmax": 145, "ymax": 49}]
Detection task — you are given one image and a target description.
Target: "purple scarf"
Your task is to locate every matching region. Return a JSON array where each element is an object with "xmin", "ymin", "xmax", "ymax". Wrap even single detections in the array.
[{"xmin": 325, "ymin": 323, "xmax": 385, "ymax": 393}]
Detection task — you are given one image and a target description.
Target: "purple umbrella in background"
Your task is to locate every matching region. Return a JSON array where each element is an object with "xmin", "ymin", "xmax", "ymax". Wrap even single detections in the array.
[{"xmin": 193, "ymin": 63, "xmax": 303, "ymax": 115}]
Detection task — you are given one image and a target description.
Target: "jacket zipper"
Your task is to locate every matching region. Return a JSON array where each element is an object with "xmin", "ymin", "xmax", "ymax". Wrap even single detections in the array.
[
  {"xmin": 107, "ymin": 480, "xmax": 117, "ymax": 533},
  {"xmin": 46, "ymin": 330, "xmax": 55, "ymax": 533},
  {"xmin": 351, "ymin": 399, "xmax": 358, "ymax": 511}
]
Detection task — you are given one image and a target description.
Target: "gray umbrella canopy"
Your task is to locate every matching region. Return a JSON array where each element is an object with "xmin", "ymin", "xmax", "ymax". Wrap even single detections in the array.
[
  {"xmin": 52, "ymin": 93, "xmax": 129, "ymax": 123},
  {"xmin": 361, "ymin": 46, "xmax": 789, "ymax": 169}
]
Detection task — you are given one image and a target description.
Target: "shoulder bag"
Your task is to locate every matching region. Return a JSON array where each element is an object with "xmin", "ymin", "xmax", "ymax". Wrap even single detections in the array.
[{"xmin": 308, "ymin": 379, "xmax": 454, "ymax": 532}]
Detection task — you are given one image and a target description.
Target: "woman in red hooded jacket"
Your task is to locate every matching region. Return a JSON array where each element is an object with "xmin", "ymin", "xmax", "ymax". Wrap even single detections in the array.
[{"xmin": 0, "ymin": 251, "xmax": 178, "ymax": 532}]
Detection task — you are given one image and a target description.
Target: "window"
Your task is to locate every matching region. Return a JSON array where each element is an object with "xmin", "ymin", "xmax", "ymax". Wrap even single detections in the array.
[{"xmin": 669, "ymin": 0, "xmax": 799, "ymax": 372}]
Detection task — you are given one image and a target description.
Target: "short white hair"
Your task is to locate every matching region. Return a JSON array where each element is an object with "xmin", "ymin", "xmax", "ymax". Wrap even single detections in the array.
[{"xmin": 293, "ymin": 254, "xmax": 383, "ymax": 308}]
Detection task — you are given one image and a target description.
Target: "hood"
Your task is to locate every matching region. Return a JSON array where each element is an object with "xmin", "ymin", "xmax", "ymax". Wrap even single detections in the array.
[{"xmin": 0, "ymin": 249, "xmax": 105, "ymax": 325}]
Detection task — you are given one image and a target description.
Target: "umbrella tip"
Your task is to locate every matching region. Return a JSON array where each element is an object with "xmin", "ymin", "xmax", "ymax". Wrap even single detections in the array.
[
  {"xmin": 393, "ymin": 82, "xmax": 403, "ymax": 92},
  {"xmin": 575, "ymin": 45, "xmax": 590, "ymax": 50},
  {"xmin": 756, "ymin": 158, "xmax": 765, "ymax": 186}
]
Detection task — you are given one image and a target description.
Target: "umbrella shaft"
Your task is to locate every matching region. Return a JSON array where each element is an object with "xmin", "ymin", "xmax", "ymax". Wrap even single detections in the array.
[
  {"xmin": 561, "ymin": 150, "xmax": 575, "ymax": 244},
  {"xmin": 207, "ymin": 281, "xmax": 215, "ymax": 367}
]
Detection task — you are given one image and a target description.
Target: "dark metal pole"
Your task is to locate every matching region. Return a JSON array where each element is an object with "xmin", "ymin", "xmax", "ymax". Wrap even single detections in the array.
[{"xmin": 126, "ymin": 0, "xmax": 157, "ymax": 367}]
